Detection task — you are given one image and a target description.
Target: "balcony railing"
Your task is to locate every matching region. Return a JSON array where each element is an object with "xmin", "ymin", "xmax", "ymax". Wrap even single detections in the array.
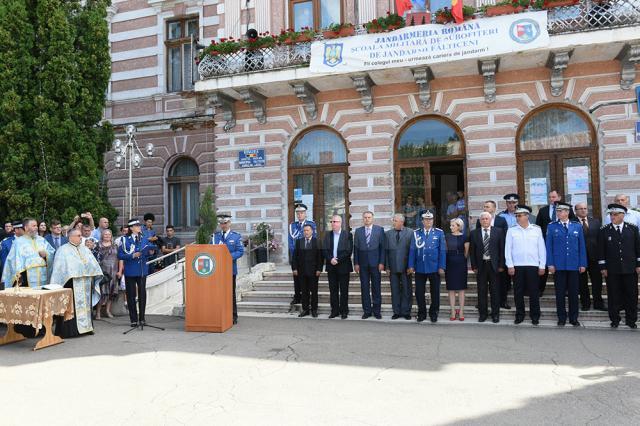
[{"xmin": 198, "ymin": 0, "xmax": 640, "ymax": 80}]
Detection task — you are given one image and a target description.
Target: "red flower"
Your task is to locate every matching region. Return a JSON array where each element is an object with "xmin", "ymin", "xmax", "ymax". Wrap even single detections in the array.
[
  {"xmin": 386, "ymin": 10, "xmax": 391, "ymax": 15},
  {"xmin": 220, "ymin": 38, "xmax": 227, "ymax": 42}
]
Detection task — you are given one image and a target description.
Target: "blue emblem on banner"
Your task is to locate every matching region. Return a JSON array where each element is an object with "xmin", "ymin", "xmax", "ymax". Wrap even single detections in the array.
[
  {"xmin": 509, "ymin": 19, "xmax": 540, "ymax": 44},
  {"xmin": 323, "ymin": 43, "xmax": 343, "ymax": 67}
]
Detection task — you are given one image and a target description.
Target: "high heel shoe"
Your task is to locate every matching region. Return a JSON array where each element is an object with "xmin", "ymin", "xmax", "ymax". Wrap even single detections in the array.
[
  {"xmin": 450, "ymin": 309, "xmax": 457, "ymax": 321},
  {"xmin": 459, "ymin": 310, "xmax": 465, "ymax": 321}
]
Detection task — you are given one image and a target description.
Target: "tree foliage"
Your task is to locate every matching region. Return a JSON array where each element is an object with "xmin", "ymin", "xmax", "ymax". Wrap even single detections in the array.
[
  {"xmin": 0, "ymin": 0, "xmax": 116, "ymax": 224},
  {"xmin": 195, "ymin": 186, "xmax": 217, "ymax": 244}
]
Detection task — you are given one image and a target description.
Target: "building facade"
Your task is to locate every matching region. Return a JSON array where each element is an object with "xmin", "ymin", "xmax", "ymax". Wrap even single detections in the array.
[{"xmin": 105, "ymin": 0, "xmax": 640, "ymax": 262}]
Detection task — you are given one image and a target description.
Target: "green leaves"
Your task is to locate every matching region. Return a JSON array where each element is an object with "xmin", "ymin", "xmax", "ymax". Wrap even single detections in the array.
[{"xmin": 0, "ymin": 0, "xmax": 116, "ymax": 224}]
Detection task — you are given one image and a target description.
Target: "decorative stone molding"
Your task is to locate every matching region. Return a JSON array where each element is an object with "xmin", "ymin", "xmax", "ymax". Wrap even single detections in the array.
[
  {"xmin": 106, "ymin": 4, "xmax": 118, "ymax": 22},
  {"xmin": 291, "ymin": 81, "xmax": 319, "ymax": 120},
  {"xmin": 412, "ymin": 67, "xmax": 434, "ymax": 109},
  {"xmin": 351, "ymin": 73, "xmax": 375, "ymax": 113},
  {"xmin": 545, "ymin": 50, "xmax": 572, "ymax": 97},
  {"xmin": 237, "ymin": 88, "xmax": 267, "ymax": 124},
  {"xmin": 207, "ymin": 92, "xmax": 236, "ymax": 132},
  {"xmin": 477, "ymin": 59, "xmax": 499, "ymax": 103},
  {"xmin": 616, "ymin": 43, "xmax": 640, "ymax": 90}
]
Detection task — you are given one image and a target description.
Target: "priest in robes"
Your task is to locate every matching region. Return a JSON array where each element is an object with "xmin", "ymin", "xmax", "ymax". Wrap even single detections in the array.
[
  {"xmin": 51, "ymin": 228, "xmax": 102, "ymax": 337},
  {"xmin": 1, "ymin": 218, "xmax": 55, "ymax": 288}
]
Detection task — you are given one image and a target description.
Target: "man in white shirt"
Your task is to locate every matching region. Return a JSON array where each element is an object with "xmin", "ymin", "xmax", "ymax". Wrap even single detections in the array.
[
  {"xmin": 603, "ymin": 194, "xmax": 640, "ymax": 228},
  {"xmin": 505, "ymin": 205, "xmax": 546, "ymax": 325}
]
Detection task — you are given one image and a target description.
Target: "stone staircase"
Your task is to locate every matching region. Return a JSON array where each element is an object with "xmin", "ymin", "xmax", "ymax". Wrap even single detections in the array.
[{"xmin": 237, "ymin": 270, "xmax": 627, "ymax": 325}]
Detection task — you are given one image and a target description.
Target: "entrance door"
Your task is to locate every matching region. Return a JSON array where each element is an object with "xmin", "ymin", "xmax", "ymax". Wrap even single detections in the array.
[
  {"xmin": 396, "ymin": 160, "xmax": 464, "ymax": 229},
  {"xmin": 520, "ymin": 153, "xmax": 599, "ymax": 217},
  {"xmin": 291, "ymin": 167, "xmax": 348, "ymax": 238}
]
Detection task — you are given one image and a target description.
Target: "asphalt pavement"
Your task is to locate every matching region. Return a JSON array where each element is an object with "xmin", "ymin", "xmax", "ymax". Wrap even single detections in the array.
[{"xmin": 1, "ymin": 315, "xmax": 639, "ymax": 425}]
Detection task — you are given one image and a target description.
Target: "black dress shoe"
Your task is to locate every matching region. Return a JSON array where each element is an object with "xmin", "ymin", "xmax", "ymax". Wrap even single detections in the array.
[
  {"xmin": 611, "ymin": 322, "xmax": 619, "ymax": 328},
  {"xmin": 391, "ymin": 314, "xmax": 400, "ymax": 320},
  {"xmin": 501, "ymin": 303, "xmax": 511, "ymax": 310},
  {"xmin": 532, "ymin": 319, "xmax": 539, "ymax": 325},
  {"xmin": 341, "ymin": 314, "xmax": 348, "ymax": 319},
  {"xmin": 298, "ymin": 310, "xmax": 310, "ymax": 318},
  {"xmin": 492, "ymin": 317, "xmax": 499, "ymax": 324},
  {"xmin": 130, "ymin": 322, "xmax": 138, "ymax": 327},
  {"xmin": 404, "ymin": 315, "xmax": 411, "ymax": 320},
  {"xmin": 362, "ymin": 313, "xmax": 372, "ymax": 319},
  {"xmin": 430, "ymin": 316, "xmax": 437, "ymax": 323},
  {"xmin": 514, "ymin": 318, "xmax": 523, "ymax": 325},
  {"xmin": 233, "ymin": 318, "xmax": 238, "ymax": 325},
  {"xmin": 570, "ymin": 320, "xmax": 580, "ymax": 327},
  {"xmin": 374, "ymin": 314, "xmax": 382, "ymax": 320},
  {"xmin": 311, "ymin": 310, "xmax": 318, "ymax": 318},
  {"xmin": 594, "ymin": 305, "xmax": 608, "ymax": 311},
  {"xmin": 581, "ymin": 306, "xmax": 591, "ymax": 311},
  {"xmin": 478, "ymin": 316, "xmax": 487, "ymax": 323},
  {"xmin": 417, "ymin": 316, "xmax": 425, "ymax": 322},
  {"xmin": 329, "ymin": 313, "xmax": 339, "ymax": 319},
  {"xmin": 557, "ymin": 320, "xmax": 566, "ymax": 326},
  {"xmin": 628, "ymin": 323, "xmax": 638, "ymax": 329}
]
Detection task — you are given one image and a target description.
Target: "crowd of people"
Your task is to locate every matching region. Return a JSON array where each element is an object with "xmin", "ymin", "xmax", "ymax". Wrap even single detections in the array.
[
  {"xmin": 288, "ymin": 192, "xmax": 640, "ymax": 329},
  {"xmin": 0, "ymin": 212, "xmax": 183, "ymax": 337}
]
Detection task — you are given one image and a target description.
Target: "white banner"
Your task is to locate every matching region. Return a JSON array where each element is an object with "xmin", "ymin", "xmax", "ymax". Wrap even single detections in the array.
[{"xmin": 310, "ymin": 11, "xmax": 550, "ymax": 74}]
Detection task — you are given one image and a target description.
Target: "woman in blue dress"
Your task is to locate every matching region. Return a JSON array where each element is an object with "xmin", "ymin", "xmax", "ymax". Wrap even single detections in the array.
[{"xmin": 445, "ymin": 218, "xmax": 469, "ymax": 321}]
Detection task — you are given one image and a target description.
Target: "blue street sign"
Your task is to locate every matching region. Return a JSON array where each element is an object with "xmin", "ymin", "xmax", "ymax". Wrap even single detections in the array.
[
  {"xmin": 636, "ymin": 121, "xmax": 640, "ymax": 143},
  {"xmin": 238, "ymin": 149, "xmax": 266, "ymax": 168}
]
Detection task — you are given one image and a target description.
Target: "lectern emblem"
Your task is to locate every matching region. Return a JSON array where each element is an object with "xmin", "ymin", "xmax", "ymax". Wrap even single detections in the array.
[{"xmin": 192, "ymin": 253, "xmax": 216, "ymax": 277}]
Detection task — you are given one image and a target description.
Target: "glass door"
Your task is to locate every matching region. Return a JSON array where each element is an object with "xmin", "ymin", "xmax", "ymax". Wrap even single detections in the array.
[
  {"xmin": 523, "ymin": 159, "xmax": 552, "ymax": 216},
  {"xmin": 322, "ymin": 172, "xmax": 346, "ymax": 234},
  {"xmin": 398, "ymin": 165, "xmax": 429, "ymax": 229}
]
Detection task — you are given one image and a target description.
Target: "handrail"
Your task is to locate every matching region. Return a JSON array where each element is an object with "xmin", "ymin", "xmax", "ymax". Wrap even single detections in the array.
[{"xmin": 146, "ymin": 242, "xmax": 195, "ymax": 266}]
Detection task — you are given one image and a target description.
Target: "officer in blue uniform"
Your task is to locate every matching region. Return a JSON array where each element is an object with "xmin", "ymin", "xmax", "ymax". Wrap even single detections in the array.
[
  {"xmin": 118, "ymin": 219, "xmax": 153, "ymax": 327},
  {"xmin": 211, "ymin": 213, "xmax": 244, "ymax": 324},
  {"xmin": 408, "ymin": 210, "xmax": 446, "ymax": 323},
  {"xmin": 0, "ymin": 221, "xmax": 22, "ymax": 290},
  {"xmin": 288, "ymin": 203, "xmax": 316, "ymax": 308},
  {"xmin": 546, "ymin": 202, "xmax": 587, "ymax": 326}
]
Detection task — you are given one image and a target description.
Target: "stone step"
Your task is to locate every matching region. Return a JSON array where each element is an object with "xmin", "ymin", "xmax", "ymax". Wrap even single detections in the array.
[
  {"xmin": 236, "ymin": 301, "xmax": 613, "ymax": 321},
  {"xmin": 241, "ymin": 290, "xmax": 610, "ymax": 307},
  {"xmin": 251, "ymin": 280, "xmax": 612, "ymax": 294}
]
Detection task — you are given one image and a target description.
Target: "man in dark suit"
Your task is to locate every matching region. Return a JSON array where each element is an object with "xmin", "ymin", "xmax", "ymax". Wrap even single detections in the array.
[
  {"xmin": 536, "ymin": 190, "xmax": 576, "ymax": 295},
  {"xmin": 475, "ymin": 200, "xmax": 509, "ymax": 233},
  {"xmin": 353, "ymin": 211, "xmax": 386, "ymax": 319},
  {"xmin": 323, "ymin": 214, "xmax": 353, "ymax": 319},
  {"xmin": 574, "ymin": 202, "xmax": 606, "ymax": 311},
  {"xmin": 470, "ymin": 212, "xmax": 506, "ymax": 323},
  {"xmin": 292, "ymin": 224, "xmax": 323, "ymax": 318},
  {"xmin": 384, "ymin": 213, "xmax": 414, "ymax": 320},
  {"xmin": 597, "ymin": 203, "xmax": 640, "ymax": 329},
  {"xmin": 44, "ymin": 219, "xmax": 68, "ymax": 251}
]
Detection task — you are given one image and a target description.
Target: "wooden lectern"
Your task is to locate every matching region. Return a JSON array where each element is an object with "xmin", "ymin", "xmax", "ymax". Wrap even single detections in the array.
[{"xmin": 184, "ymin": 244, "xmax": 233, "ymax": 332}]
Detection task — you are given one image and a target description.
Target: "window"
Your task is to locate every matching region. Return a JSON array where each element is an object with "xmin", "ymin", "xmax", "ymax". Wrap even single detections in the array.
[
  {"xmin": 289, "ymin": 0, "xmax": 342, "ymax": 30},
  {"xmin": 167, "ymin": 158, "xmax": 199, "ymax": 229},
  {"xmin": 288, "ymin": 128, "xmax": 349, "ymax": 235},
  {"xmin": 396, "ymin": 117, "xmax": 462, "ymax": 159},
  {"xmin": 516, "ymin": 104, "xmax": 600, "ymax": 217},
  {"xmin": 166, "ymin": 17, "xmax": 199, "ymax": 93}
]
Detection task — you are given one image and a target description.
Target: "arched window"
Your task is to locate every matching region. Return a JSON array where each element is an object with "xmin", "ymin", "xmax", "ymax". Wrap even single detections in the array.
[
  {"xmin": 394, "ymin": 116, "xmax": 465, "ymax": 229},
  {"xmin": 517, "ymin": 104, "xmax": 600, "ymax": 216},
  {"xmin": 167, "ymin": 158, "xmax": 199, "ymax": 229},
  {"xmin": 288, "ymin": 128, "xmax": 349, "ymax": 233}
]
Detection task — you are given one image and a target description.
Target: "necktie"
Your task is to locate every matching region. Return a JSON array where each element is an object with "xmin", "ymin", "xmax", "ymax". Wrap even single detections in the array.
[
  {"xmin": 365, "ymin": 227, "xmax": 371, "ymax": 247},
  {"xmin": 563, "ymin": 222, "xmax": 568, "ymax": 231},
  {"xmin": 617, "ymin": 225, "xmax": 622, "ymax": 234},
  {"xmin": 135, "ymin": 235, "xmax": 140, "ymax": 244},
  {"xmin": 483, "ymin": 229, "xmax": 490, "ymax": 257},
  {"xmin": 55, "ymin": 237, "xmax": 60, "ymax": 249},
  {"xmin": 221, "ymin": 232, "xmax": 226, "ymax": 243},
  {"xmin": 582, "ymin": 218, "xmax": 588, "ymax": 233},
  {"xmin": 551, "ymin": 204, "xmax": 556, "ymax": 221},
  {"xmin": 396, "ymin": 230, "xmax": 400, "ymax": 243},
  {"xmin": 305, "ymin": 239, "xmax": 310, "ymax": 249}
]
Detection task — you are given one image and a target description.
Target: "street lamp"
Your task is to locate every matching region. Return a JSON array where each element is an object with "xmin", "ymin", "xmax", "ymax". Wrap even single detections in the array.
[{"xmin": 112, "ymin": 125, "xmax": 153, "ymax": 220}]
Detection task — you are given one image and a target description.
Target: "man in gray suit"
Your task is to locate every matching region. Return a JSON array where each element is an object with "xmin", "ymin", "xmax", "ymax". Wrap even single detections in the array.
[{"xmin": 385, "ymin": 213, "xmax": 413, "ymax": 320}]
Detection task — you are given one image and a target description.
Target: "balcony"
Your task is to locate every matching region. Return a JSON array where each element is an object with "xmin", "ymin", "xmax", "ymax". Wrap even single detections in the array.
[{"xmin": 197, "ymin": 0, "xmax": 640, "ymax": 81}]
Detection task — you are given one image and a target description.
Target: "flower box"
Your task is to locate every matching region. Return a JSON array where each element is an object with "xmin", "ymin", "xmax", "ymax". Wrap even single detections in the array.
[
  {"xmin": 543, "ymin": 0, "xmax": 580, "ymax": 8},
  {"xmin": 322, "ymin": 30, "xmax": 339, "ymax": 39},
  {"xmin": 484, "ymin": 5, "xmax": 524, "ymax": 16},
  {"xmin": 338, "ymin": 25, "xmax": 355, "ymax": 37}
]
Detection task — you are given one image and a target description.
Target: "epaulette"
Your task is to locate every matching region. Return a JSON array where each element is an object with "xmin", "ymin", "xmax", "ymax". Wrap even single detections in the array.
[
  {"xmin": 0, "ymin": 237, "xmax": 8, "ymax": 243},
  {"xmin": 627, "ymin": 223, "xmax": 639, "ymax": 229},
  {"xmin": 434, "ymin": 227, "xmax": 443, "ymax": 232},
  {"xmin": 600, "ymin": 224, "xmax": 609, "ymax": 230}
]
